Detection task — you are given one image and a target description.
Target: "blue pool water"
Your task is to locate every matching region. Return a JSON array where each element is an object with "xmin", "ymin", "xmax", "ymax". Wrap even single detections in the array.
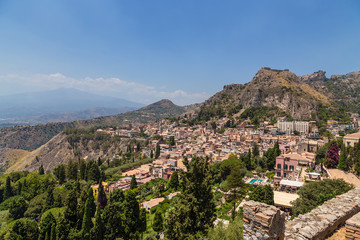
[{"xmin": 249, "ymin": 179, "xmax": 263, "ymax": 184}]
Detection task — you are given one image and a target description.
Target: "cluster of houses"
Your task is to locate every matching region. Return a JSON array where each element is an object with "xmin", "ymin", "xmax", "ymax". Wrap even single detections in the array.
[{"xmin": 93, "ymin": 115, "xmax": 360, "ymax": 214}]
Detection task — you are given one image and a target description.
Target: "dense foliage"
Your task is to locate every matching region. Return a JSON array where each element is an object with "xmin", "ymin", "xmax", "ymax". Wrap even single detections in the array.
[{"xmin": 292, "ymin": 179, "xmax": 352, "ymax": 217}]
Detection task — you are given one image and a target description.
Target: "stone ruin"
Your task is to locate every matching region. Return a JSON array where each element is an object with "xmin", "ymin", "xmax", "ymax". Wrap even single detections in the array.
[
  {"xmin": 243, "ymin": 187, "xmax": 360, "ymax": 240},
  {"xmin": 243, "ymin": 200, "xmax": 286, "ymax": 240}
]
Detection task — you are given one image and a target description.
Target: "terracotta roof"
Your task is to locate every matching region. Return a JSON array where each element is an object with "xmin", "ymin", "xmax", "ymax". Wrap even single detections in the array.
[{"xmin": 344, "ymin": 132, "xmax": 360, "ymax": 139}]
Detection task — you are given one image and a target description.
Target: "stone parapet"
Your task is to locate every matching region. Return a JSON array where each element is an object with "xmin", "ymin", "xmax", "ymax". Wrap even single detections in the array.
[{"xmin": 284, "ymin": 187, "xmax": 360, "ymax": 240}]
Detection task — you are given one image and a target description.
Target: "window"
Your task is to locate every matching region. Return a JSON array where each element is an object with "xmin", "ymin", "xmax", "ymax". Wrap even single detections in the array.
[
  {"xmin": 284, "ymin": 164, "xmax": 288, "ymax": 170},
  {"xmin": 277, "ymin": 164, "xmax": 281, "ymax": 170},
  {"xmin": 284, "ymin": 173, "xmax": 287, "ymax": 178},
  {"xmin": 277, "ymin": 172, "xmax": 281, "ymax": 177},
  {"xmin": 289, "ymin": 165, "xmax": 294, "ymax": 171}
]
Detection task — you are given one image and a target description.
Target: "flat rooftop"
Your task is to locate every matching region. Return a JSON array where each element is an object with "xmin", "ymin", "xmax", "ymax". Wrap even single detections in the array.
[{"xmin": 274, "ymin": 191, "xmax": 299, "ymax": 208}]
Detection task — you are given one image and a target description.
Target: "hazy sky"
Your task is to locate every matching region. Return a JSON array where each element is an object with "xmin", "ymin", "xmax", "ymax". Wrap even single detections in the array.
[{"xmin": 0, "ymin": 1, "xmax": 359, "ymax": 105}]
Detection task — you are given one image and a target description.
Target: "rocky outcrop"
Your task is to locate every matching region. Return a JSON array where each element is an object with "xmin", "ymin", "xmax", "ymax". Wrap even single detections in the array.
[{"xmin": 199, "ymin": 68, "xmax": 331, "ymax": 120}]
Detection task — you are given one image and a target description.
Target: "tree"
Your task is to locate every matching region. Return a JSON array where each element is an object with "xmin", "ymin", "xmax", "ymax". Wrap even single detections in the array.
[
  {"xmin": 64, "ymin": 190, "xmax": 78, "ymax": 225},
  {"xmin": 3, "ymin": 176, "xmax": 12, "ymax": 200},
  {"xmin": 150, "ymin": 150, "xmax": 154, "ymax": 159},
  {"xmin": 169, "ymin": 136, "xmax": 175, "ymax": 146},
  {"xmin": 155, "ymin": 144, "xmax": 160, "ymax": 159},
  {"xmin": 325, "ymin": 141, "xmax": 340, "ymax": 168},
  {"xmin": 67, "ymin": 159, "xmax": 78, "ymax": 180},
  {"xmin": 110, "ymin": 188, "xmax": 125, "ymax": 203},
  {"xmin": 250, "ymin": 185, "xmax": 274, "ymax": 205},
  {"xmin": 292, "ymin": 179, "xmax": 352, "ymax": 217},
  {"xmin": 130, "ymin": 175, "xmax": 137, "ymax": 190},
  {"xmin": 54, "ymin": 194, "xmax": 62, "ymax": 208},
  {"xmin": 137, "ymin": 142, "xmax": 141, "ymax": 152},
  {"xmin": 102, "ymin": 201, "xmax": 124, "ymax": 239},
  {"xmin": 8, "ymin": 218, "xmax": 39, "ymax": 240},
  {"xmin": 50, "ymin": 223, "xmax": 56, "ymax": 240},
  {"xmin": 97, "ymin": 181, "xmax": 107, "ymax": 209},
  {"xmin": 9, "ymin": 197, "xmax": 28, "ymax": 219},
  {"xmin": 53, "ymin": 164, "xmax": 66, "ymax": 184},
  {"xmin": 86, "ymin": 160, "xmax": 100, "ymax": 183},
  {"xmin": 39, "ymin": 165, "xmax": 45, "ymax": 175},
  {"xmin": 79, "ymin": 159, "xmax": 87, "ymax": 180},
  {"xmin": 139, "ymin": 208, "xmax": 147, "ymax": 238},
  {"xmin": 164, "ymin": 157, "xmax": 216, "ymax": 239},
  {"xmin": 153, "ymin": 210, "xmax": 163, "ymax": 233},
  {"xmin": 338, "ymin": 144, "xmax": 348, "ymax": 171},
  {"xmin": 244, "ymin": 149, "xmax": 252, "ymax": 170},
  {"xmin": 81, "ymin": 193, "xmax": 95, "ymax": 238},
  {"xmin": 39, "ymin": 212, "xmax": 56, "ymax": 240},
  {"xmin": 207, "ymin": 215, "xmax": 243, "ymax": 240},
  {"xmin": 123, "ymin": 190, "xmax": 141, "ymax": 239},
  {"xmin": 91, "ymin": 206, "xmax": 105, "ymax": 240},
  {"xmin": 168, "ymin": 171, "xmax": 179, "ymax": 190},
  {"xmin": 42, "ymin": 186, "xmax": 55, "ymax": 213},
  {"xmin": 225, "ymin": 164, "xmax": 245, "ymax": 220},
  {"xmin": 252, "ymin": 143, "xmax": 259, "ymax": 158},
  {"xmin": 56, "ymin": 215, "xmax": 70, "ymax": 240}
]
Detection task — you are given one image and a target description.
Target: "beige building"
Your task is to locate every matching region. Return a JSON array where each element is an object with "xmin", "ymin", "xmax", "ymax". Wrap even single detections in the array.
[{"xmin": 344, "ymin": 132, "xmax": 360, "ymax": 147}]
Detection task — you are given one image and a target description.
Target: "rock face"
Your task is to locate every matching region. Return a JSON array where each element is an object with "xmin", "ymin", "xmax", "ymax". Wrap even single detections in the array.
[
  {"xmin": 199, "ymin": 68, "xmax": 331, "ymax": 120},
  {"xmin": 243, "ymin": 200, "xmax": 286, "ymax": 240}
]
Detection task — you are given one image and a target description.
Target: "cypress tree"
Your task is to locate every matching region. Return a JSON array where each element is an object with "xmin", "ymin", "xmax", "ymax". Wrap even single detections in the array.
[
  {"xmin": 97, "ymin": 181, "xmax": 107, "ymax": 209},
  {"xmin": 54, "ymin": 194, "xmax": 62, "ymax": 208},
  {"xmin": 56, "ymin": 215, "xmax": 69, "ymax": 240},
  {"xmin": 3, "ymin": 176, "xmax": 12, "ymax": 200},
  {"xmin": 338, "ymin": 145, "xmax": 347, "ymax": 171},
  {"xmin": 139, "ymin": 208, "xmax": 147, "ymax": 237},
  {"xmin": 43, "ymin": 186, "xmax": 55, "ymax": 213},
  {"xmin": 79, "ymin": 159, "xmax": 87, "ymax": 180},
  {"xmin": 50, "ymin": 223, "xmax": 56, "ymax": 240},
  {"xmin": 244, "ymin": 150, "xmax": 252, "ymax": 170},
  {"xmin": 39, "ymin": 212, "xmax": 56, "ymax": 240},
  {"xmin": 81, "ymin": 196, "xmax": 94, "ymax": 236},
  {"xmin": 64, "ymin": 190, "xmax": 78, "ymax": 225},
  {"xmin": 164, "ymin": 157, "xmax": 216, "ymax": 239},
  {"xmin": 123, "ymin": 190, "xmax": 140, "ymax": 239},
  {"xmin": 130, "ymin": 175, "xmax": 137, "ymax": 190},
  {"xmin": 252, "ymin": 142, "xmax": 260, "ymax": 158},
  {"xmin": 168, "ymin": 171, "xmax": 179, "ymax": 190},
  {"xmin": 91, "ymin": 206, "xmax": 105, "ymax": 240},
  {"xmin": 39, "ymin": 165, "xmax": 45, "ymax": 175},
  {"xmin": 155, "ymin": 144, "xmax": 160, "ymax": 159},
  {"xmin": 153, "ymin": 211, "xmax": 163, "ymax": 233}
]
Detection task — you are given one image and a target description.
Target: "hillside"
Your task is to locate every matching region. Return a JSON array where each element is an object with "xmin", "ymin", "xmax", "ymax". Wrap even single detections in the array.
[
  {"xmin": 0, "ymin": 99, "xmax": 186, "ymax": 151},
  {"xmin": 197, "ymin": 68, "xmax": 331, "ymax": 121},
  {"xmin": 4, "ymin": 130, "xmax": 134, "ymax": 173},
  {"xmin": 301, "ymin": 70, "xmax": 360, "ymax": 113}
]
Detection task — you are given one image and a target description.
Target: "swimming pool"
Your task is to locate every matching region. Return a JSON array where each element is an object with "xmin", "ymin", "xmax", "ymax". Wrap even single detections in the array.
[{"xmin": 249, "ymin": 179, "xmax": 263, "ymax": 184}]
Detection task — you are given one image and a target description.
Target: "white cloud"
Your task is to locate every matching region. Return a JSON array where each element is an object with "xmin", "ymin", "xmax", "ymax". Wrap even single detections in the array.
[{"xmin": 0, "ymin": 73, "xmax": 210, "ymax": 105}]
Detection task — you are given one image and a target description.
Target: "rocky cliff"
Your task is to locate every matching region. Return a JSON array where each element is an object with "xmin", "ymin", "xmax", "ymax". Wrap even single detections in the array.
[{"xmin": 198, "ymin": 68, "xmax": 331, "ymax": 120}]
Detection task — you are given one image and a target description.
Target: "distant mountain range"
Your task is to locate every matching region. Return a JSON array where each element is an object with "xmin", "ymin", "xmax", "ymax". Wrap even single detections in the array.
[{"xmin": 0, "ymin": 88, "xmax": 144, "ymax": 125}]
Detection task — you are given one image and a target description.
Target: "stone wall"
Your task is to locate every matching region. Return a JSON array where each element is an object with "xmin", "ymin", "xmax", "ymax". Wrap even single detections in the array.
[
  {"xmin": 345, "ymin": 212, "xmax": 360, "ymax": 239},
  {"xmin": 243, "ymin": 187, "xmax": 360, "ymax": 240},
  {"xmin": 243, "ymin": 200, "xmax": 286, "ymax": 240},
  {"xmin": 284, "ymin": 187, "xmax": 360, "ymax": 240}
]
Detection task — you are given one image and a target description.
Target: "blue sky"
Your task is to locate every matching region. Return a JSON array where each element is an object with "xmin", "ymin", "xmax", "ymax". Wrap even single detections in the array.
[{"xmin": 0, "ymin": 0, "xmax": 359, "ymax": 105}]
